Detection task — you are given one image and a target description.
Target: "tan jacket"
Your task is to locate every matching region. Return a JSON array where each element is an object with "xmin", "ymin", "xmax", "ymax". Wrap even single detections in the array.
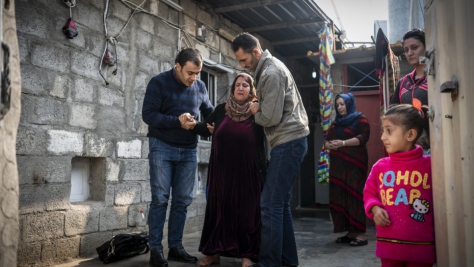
[{"xmin": 254, "ymin": 50, "xmax": 309, "ymax": 148}]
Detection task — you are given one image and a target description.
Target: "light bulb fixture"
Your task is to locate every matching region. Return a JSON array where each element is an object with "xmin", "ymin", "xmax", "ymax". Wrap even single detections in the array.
[{"xmin": 312, "ymin": 68, "xmax": 317, "ymax": 79}]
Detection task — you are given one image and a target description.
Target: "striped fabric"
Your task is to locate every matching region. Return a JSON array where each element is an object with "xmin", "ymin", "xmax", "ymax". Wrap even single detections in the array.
[{"xmin": 317, "ymin": 25, "xmax": 335, "ymax": 184}]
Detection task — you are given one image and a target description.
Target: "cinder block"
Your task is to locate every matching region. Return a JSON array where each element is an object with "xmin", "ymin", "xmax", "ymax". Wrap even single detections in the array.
[
  {"xmin": 44, "ymin": 184, "xmax": 73, "ymax": 211},
  {"xmin": 136, "ymin": 30, "xmax": 152, "ymax": 51},
  {"xmin": 117, "ymin": 139, "xmax": 142, "ymax": 159},
  {"xmin": 110, "ymin": 0, "xmax": 131, "ymax": 21},
  {"xmin": 18, "ymin": 35, "xmax": 29, "ymax": 64},
  {"xmin": 133, "ymin": 71, "xmax": 149, "ymax": 91},
  {"xmin": 17, "ymin": 241, "xmax": 42, "ymax": 266},
  {"xmin": 114, "ymin": 183, "xmax": 142, "ymax": 205},
  {"xmin": 98, "ymin": 86, "xmax": 124, "ymax": 107},
  {"xmin": 142, "ymin": 139, "xmax": 149, "ymax": 159},
  {"xmin": 197, "ymin": 9, "xmax": 213, "ymax": 29},
  {"xmin": 20, "ymin": 64, "xmax": 51, "ymax": 96},
  {"xmin": 106, "ymin": 158, "xmax": 120, "ymax": 182},
  {"xmin": 74, "ymin": 3, "xmax": 102, "ymax": 32},
  {"xmin": 70, "ymin": 103, "xmax": 97, "ymax": 129},
  {"xmin": 181, "ymin": 15, "xmax": 196, "ymax": 37},
  {"xmin": 157, "ymin": 20, "xmax": 178, "ymax": 46},
  {"xmin": 106, "ymin": 17, "xmax": 132, "ymax": 40},
  {"xmin": 152, "ymin": 41, "xmax": 174, "ymax": 61},
  {"xmin": 121, "ymin": 159, "xmax": 149, "ymax": 181},
  {"xmin": 85, "ymin": 133, "xmax": 113, "ymax": 157},
  {"xmin": 41, "ymin": 236, "xmax": 80, "ymax": 263},
  {"xmin": 47, "ymin": 130, "xmax": 84, "ymax": 155},
  {"xmin": 20, "ymin": 184, "xmax": 70, "ymax": 214},
  {"xmin": 95, "ymin": 106, "xmax": 127, "ymax": 135},
  {"xmin": 80, "ymin": 231, "xmax": 114, "ymax": 257},
  {"xmin": 17, "ymin": 156, "xmax": 72, "ymax": 185},
  {"xmin": 99, "ymin": 206, "xmax": 128, "ymax": 231},
  {"xmin": 137, "ymin": 119, "xmax": 148, "ymax": 136},
  {"xmin": 50, "ymin": 74, "xmax": 71, "ymax": 99},
  {"xmin": 73, "ymin": 78, "xmax": 96, "ymax": 103},
  {"xmin": 21, "ymin": 212, "xmax": 64, "ymax": 242},
  {"xmin": 181, "ymin": 0, "xmax": 198, "ymax": 19},
  {"xmin": 15, "ymin": 3, "xmax": 49, "ymax": 38},
  {"xmin": 31, "ymin": 96, "xmax": 67, "ymax": 125},
  {"xmin": 31, "ymin": 44, "xmax": 70, "ymax": 73},
  {"xmin": 71, "ymin": 51, "xmax": 100, "ymax": 80},
  {"xmin": 83, "ymin": 31, "xmax": 106, "ymax": 58},
  {"xmin": 19, "ymin": 184, "xmax": 46, "ymax": 214},
  {"xmin": 138, "ymin": 52, "xmax": 159, "ymax": 74},
  {"xmin": 104, "ymin": 185, "xmax": 116, "ymax": 207},
  {"xmin": 16, "ymin": 126, "xmax": 48, "ymax": 155},
  {"xmin": 65, "ymin": 210, "xmax": 99, "ymax": 236},
  {"xmin": 116, "ymin": 44, "xmax": 129, "ymax": 65},
  {"xmin": 140, "ymin": 181, "xmax": 151, "ymax": 202},
  {"xmin": 195, "ymin": 43, "xmax": 211, "ymax": 60},
  {"xmin": 138, "ymin": 14, "xmax": 155, "ymax": 34}
]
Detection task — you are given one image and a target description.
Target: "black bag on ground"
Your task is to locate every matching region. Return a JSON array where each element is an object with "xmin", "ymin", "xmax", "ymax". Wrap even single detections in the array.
[{"xmin": 96, "ymin": 232, "xmax": 149, "ymax": 263}]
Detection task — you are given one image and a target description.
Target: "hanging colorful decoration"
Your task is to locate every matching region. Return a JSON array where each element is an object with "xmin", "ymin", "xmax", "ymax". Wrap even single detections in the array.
[
  {"xmin": 62, "ymin": 0, "xmax": 78, "ymax": 39},
  {"xmin": 317, "ymin": 25, "xmax": 335, "ymax": 184}
]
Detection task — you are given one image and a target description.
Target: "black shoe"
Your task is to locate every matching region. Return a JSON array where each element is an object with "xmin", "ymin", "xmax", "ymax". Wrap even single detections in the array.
[
  {"xmin": 150, "ymin": 249, "xmax": 168, "ymax": 267},
  {"xmin": 282, "ymin": 259, "xmax": 298, "ymax": 267},
  {"xmin": 167, "ymin": 246, "xmax": 198, "ymax": 263}
]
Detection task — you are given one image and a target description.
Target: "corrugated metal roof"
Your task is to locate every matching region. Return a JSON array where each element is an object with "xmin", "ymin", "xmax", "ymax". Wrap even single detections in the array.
[
  {"xmin": 202, "ymin": 0, "xmax": 340, "ymax": 63},
  {"xmin": 307, "ymin": 42, "xmax": 404, "ymax": 65}
]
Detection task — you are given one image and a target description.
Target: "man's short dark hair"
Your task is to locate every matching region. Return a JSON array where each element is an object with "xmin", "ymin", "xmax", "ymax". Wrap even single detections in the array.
[
  {"xmin": 175, "ymin": 48, "xmax": 202, "ymax": 67},
  {"xmin": 231, "ymin": 32, "xmax": 261, "ymax": 53}
]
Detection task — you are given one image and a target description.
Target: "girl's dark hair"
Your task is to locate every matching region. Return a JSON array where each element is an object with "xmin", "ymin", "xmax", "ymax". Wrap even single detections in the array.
[
  {"xmin": 382, "ymin": 104, "xmax": 430, "ymax": 144},
  {"xmin": 230, "ymin": 73, "xmax": 257, "ymax": 101},
  {"xmin": 403, "ymin": 28, "xmax": 425, "ymax": 47},
  {"xmin": 231, "ymin": 32, "xmax": 262, "ymax": 53},
  {"xmin": 175, "ymin": 48, "xmax": 202, "ymax": 68}
]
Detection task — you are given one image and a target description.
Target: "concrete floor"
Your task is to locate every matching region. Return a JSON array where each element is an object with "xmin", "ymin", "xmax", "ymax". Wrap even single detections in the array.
[{"xmin": 57, "ymin": 210, "xmax": 380, "ymax": 267}]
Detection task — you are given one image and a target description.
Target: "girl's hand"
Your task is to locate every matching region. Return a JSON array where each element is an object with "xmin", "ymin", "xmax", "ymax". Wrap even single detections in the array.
[
  {"xmin": 371, "ymin": 206, "xmax": 391, "ymax": 226},
  {"xmin": 207, "ymin": 122, "xmax": 215, "ymax": 134}
]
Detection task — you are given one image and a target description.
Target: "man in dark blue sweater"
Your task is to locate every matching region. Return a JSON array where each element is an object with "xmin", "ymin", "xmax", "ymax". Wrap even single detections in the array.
[{"xmin": 142, "ymin": 48, "xmax": 214, "ymax": 267}]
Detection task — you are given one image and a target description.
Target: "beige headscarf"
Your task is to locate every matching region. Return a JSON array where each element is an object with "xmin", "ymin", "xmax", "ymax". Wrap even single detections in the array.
[{"xmin": 225, "ymin": 73, "xmax": 257, "ymax": 122}]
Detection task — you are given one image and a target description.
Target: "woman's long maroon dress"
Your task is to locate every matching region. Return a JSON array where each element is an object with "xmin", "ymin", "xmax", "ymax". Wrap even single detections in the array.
[{"xmin": 198, "ymin": 116, "xmax": 262, "ymax": 261}]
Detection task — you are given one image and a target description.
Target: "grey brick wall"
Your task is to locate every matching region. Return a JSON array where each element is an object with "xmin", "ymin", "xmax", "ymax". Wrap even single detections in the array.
[{"xmin": 14, "ymin": 0, "xmax": 247, "ymax": 265}]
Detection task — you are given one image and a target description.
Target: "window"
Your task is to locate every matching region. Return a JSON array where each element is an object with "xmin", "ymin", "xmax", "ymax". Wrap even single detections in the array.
[
  {"xmin": 70, "ymin": 157, "xmax": 106, "ymax": 203},
  {"xmin": 70, "ymin": 158, "xmax": 90, "ymax": 202},
  {"xmin": 199, "ymin": 69, "xmax": 217, "ymax": 141}
]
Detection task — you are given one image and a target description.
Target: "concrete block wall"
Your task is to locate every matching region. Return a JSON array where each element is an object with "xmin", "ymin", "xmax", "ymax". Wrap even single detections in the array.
[{"xmin": 13, "ymin": 0, "xmax": 255, "ymax": 265}]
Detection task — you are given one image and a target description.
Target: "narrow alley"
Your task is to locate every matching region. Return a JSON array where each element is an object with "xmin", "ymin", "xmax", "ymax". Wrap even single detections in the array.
[{"xmin": 57, "ymin": 211, "xmax": 379, "ymax": 267}]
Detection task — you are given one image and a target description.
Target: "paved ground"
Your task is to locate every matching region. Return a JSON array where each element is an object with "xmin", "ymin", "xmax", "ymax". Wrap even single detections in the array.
[{"xmin": 57, "ymin": 209, "xmax": 380, "ymax": 267}]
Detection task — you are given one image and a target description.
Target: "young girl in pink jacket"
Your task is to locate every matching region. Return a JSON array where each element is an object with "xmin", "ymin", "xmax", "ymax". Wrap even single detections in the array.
[{"xmin": 363, "ymin": 101, "xmax": 435, "ymax": 267}]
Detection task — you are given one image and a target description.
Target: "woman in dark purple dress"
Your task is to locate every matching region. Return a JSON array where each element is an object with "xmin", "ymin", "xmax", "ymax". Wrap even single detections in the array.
[{"xmin": 190, "ymin": 73, "xmax": 266, "ymax": 267}]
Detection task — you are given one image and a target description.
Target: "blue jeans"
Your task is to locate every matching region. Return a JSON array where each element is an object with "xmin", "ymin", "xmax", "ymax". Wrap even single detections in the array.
[
  {"xmin": 148, "ymin": 137, "xmax": 197, "ymax": 250},
  {"xmin": 259, "ymin": 137, "xmax": 308, "ymax": 267}
]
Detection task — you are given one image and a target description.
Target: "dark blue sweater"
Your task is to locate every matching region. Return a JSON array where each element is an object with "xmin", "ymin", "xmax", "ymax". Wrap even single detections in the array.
[{"xmin": 142, "ymin": 68, "xmax": 214, "ymax": 148}]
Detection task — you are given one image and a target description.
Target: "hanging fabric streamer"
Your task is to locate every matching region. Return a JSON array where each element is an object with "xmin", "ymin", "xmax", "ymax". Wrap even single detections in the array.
[
  {"xmin": 62, "ymin": 0, "xmax": 78, "ymax": 39},
  {"xmin": 317, "ymin": 25, "xmax": 335, "ymax": 184}
]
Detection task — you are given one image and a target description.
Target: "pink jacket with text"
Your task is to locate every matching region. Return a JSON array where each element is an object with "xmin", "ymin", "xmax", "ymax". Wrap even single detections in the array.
[{"xmin": 363, "ymin": 145, "xmax": 435, "ymax": 264}]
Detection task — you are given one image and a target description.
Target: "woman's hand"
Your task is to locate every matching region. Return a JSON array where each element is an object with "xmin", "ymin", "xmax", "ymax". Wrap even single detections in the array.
[
  {"xmin": 371, "ymin": 206, "xmax": 391, "ymax": 226},
  {"xmin": 207, "ymin": 122, "xmax": 215, "ymax": 134},
  {"xmin": 325, "ymin": 140, "xmax": 345, "ymax": 150}
]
